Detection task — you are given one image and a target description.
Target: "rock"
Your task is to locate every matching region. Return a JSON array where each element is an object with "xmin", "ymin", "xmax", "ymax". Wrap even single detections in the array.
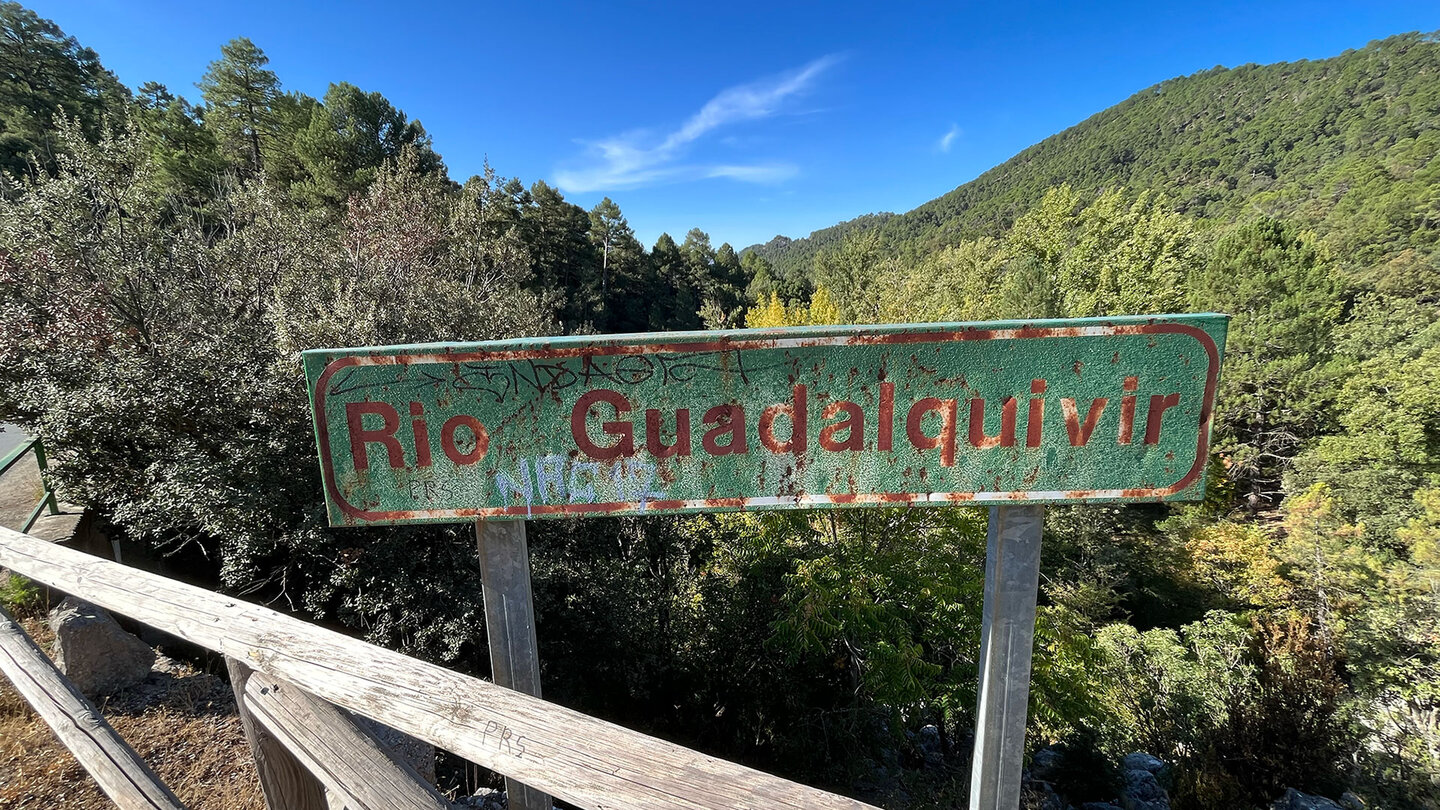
[
  {"xmin": 458, "ymin": 791, "xmax": 507, "ymax": 809},
  {"xmin": 1123, "ymin": 752, "xmax": 1165, "ymax": 773},
  {"xmin": 353, "ymin": 715, "xmax": 436, "ymax": 785},
  {"xmin": 455, "ymin": 790, "xmax": 558, "ymax": 810},
  {"xmin": 1031, "ymin": 744, "xmax": 1066, "ymax": 782},
  {"xmin": 915, "ymin": 723, "xmax": 944, "ymax": 767},
  {"xmin": 1031, "ymin": 780, "xmax": 1068, "ymax": 810},
  {"xmin": 1270, "ymin": 788, "xmax": 1346, "ymax": 810},
  {"xmin": 1339, "ymin": 792, "xmax": 1365, "ymax": 810},
  {"xmin": 1122, "ymin": 767, "xmax": 1170, "ymax": 810},
  {"xmin": 1080, "ymin": 803, "xmax": 1124, "ymax": 810},
  {"xmin": 852, "ymin": 756, "xmax": 902, "ymax": 799},
  {"xmin": 48, "ymin": 596, "xmax": 154, "ymax": 696}
]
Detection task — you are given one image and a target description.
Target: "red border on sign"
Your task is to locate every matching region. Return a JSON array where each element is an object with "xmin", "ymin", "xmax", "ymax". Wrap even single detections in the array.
[{"xmin": 313, "ymin": 323, "xmax": 1221, "ymax": 522}]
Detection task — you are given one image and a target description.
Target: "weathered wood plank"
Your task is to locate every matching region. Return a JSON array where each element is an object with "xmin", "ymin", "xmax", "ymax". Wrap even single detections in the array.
[
  {"xmin": 0, "ymin": 605, "xmax": 186, "ymax": 810},
  {"xmin": 227, "ymin": 657, "xmax": 327, "ymax": 810},
  {"xmin": 243, "ymin": 669, "xmax": 451, "ymax": 810},
  {"xmin": 0, "ymin": 526, "xmax": 876, "ymax": 810},
  {"xmin": 476, "ymin": 519, "xmax": 550, "ymax": 810}
]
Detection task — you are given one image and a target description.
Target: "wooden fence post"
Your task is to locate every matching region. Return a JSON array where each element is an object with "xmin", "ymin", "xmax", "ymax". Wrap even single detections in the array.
[
  {"xmin": 476, "ymin": 518, "xmax": 550, "ymax": 810},
  {"xmin": 227, "ymin": 656, "xmax": 327, "ymax": 810},
  {"xmin": 241, "ymin": 669, "xmax": 450, "ymax": 810}
]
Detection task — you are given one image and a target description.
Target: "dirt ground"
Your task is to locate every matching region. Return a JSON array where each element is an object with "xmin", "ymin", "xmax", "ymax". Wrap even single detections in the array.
[{"xmin": 0, "ymin": 614, "xmax": 264, "ymax": 810}]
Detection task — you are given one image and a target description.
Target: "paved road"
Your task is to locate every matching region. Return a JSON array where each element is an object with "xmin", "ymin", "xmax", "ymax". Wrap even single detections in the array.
[
  {"xmin": 0, "ymin": 422, "xmax": 85, "ymax": 541},
  {"xmin": 0, "ymin": 423, "xmax": 28, "ymax": 457}
]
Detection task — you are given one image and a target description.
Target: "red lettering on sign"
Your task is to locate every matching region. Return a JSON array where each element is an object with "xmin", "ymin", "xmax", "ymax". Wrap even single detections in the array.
[
  {"xmin": 907, "ymin": 397, "xmax": 958, "ymax": 467},
  {"xmin": 409, "ymin": 402, "xmax": 432, "ymax": 467},
  {"xmin": 645, "ymin": 408, "xmax": 691, "ymax": 458},
  {"xmin": 702, "ymin": 404, "xmax": 748, "ymax": 456},
  {"xmin": 969, "ymin": 396, "xmax": 1017, "ymax": 449},
  {"xmin": 819, "ymin": 401, "xmax": 865, "ymax": 451},
  {"xmin": 441, "ymin": 415, "xmax": 489, "ymax": 465},
  {"xmin": 572, "ymin": 389, "xmax": 635, "ymax": 460},
  {"xmin": 1145, "ymin": 393, "xmax": 1181, "ymax": 445},
  {"xmin": 1026, "ymin": 379, "xmax": 1047, "ymax": 448},
  {"xmin": 1061, "ymin": 398, "xmax": 1108, "ymax": 446},
  {"xmin": 346, "ymin": 401, "xmax": 404, "ymax": 471},
  {"xmin": 1118, "ymin": 376, "xmax": 1138, "ymax": 445},
  {"xmin": 759, "ymin": 385, "xmax": 808, "ymax": 454},
  {"xmin": 878, "ymin": 382, "xmax": 895, "ymax": 451}
]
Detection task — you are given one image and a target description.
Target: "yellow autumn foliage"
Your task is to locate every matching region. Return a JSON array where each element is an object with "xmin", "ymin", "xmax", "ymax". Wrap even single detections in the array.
[
  {"xmin": 744, "ymin": 286, "xmax": 845, "ymax": 328},
  {"xmin": 1183, "ymin": 521, "xmax": 1289, "ymax": 609}
]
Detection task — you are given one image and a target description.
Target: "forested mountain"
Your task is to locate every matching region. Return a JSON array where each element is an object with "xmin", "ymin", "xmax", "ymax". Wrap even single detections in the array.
[
  {"xmin": 738, "ymin": 34, "xmax": 1440, "ymax": 808},
  {"xmin": 0, "ymin": 6, "xmax": 1436, "ymax": 810},
  {"xmin": 749, "ymin": 33, "xmax": 1440, "ymax": 287}
]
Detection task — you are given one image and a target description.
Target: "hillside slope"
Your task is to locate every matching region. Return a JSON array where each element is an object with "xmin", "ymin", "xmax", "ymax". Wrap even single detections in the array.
[{"xmin": 748, "ymin": 32, "xmax": 1440, "ymax": 283}]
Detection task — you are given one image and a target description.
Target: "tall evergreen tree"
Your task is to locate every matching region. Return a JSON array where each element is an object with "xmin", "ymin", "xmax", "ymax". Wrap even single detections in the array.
[
  {"xmin": 0, "ymin": 2, "xmax": 127, "ymax": 176},
  {"xmin": 741, "ymin": 249, "xmax": 776, "ymax": 305},
  {"xmin": 453, "ymin": 164, "xmax": 533, "ymax": 293},
  {"xmin": 650, "ymin": 233, "xmax": 695, "ymax": 330},
  {"xmin": 261, "ymin": 90, "xmax": 320, "ymax": 191},
  {"xmin": 587, "ymin": 197, "xmax": 626, "ymax": 304},
  {"xmin": 197, "ymin": 37, "xmax": 280, "ymax": 176},
  {"xmin": 523, "ymin": 180, "xmax": 599, "ymax": 330},
  {"xmin": 291, "ymin": 82, "xmax": 442, "ymax": 209},
  {"xmin": 706, "ymin": 242, "xmax": 747, "ymax": 327},
  {"xmin": 133, "ymin": 82, "xmax": 225, "ymax": 204},
  {"xmin": 1192, "ymin": 218, "xmax": 1348, "ymax": 502},
  {"xmin": 587, "ymin": 197, "xmax": 646, "ymax": 331}
]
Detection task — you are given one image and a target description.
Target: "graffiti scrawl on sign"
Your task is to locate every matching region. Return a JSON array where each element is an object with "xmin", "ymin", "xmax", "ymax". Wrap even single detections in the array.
[{"xmin": 302, "ymin": 314, "xmax": 1228, "ymax": 526}]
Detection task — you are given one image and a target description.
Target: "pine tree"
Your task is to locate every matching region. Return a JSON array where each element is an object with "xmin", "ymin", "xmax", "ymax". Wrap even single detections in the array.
[
  {"xmin": 650, "ymin": 233, "xmax": 695, "ymax": 330},
  {"xmin": 523, "ymin": 180, "xmax": 599, "ymax": 330},
  {"xmin": 0, "ymin": 2, "xmax": 127, "ymax": 176},
  {"xmin": 1193, "ymin": 218, "xmax": 1347, "ymax": 502},
  {"xmin": 587, "ymin": 197, "xmax": 626, "ymax": 306},
  {"xmin": 291, "ymin": 82, "xmax": 442, "ymax": 209},
  {"xmin": 198, "ymin": 37, "xmax": 280, "ymax": 176},
  {"xmin": 133, "ymin": 82, "xmax": 225, "ymax": 204},
  {"xmin": 586, "ymin": 197, "xmax": 647, "ymax": 331}
]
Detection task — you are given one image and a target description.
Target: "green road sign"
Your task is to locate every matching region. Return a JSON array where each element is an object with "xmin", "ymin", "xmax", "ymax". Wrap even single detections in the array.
[{"xmin": 303, "ymin": 314, "xmax": 1227, "ymax": 526}]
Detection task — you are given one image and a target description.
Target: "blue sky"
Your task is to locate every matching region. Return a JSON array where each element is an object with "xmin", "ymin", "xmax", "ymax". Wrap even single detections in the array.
[{"xmin": 27, "ymin": 1, "xmax": 1440, "ymax": 249}]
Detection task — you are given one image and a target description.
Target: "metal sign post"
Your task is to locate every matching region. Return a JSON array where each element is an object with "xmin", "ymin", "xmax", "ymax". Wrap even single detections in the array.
[
  {"xmin": 969, "ymin": 504, "xmax": 1045, "ymax": 810},
  {"xmin": 301, "ymin": 314, "xmax": 1228, "ymax": 806},
  {"xmin": 475, "ymin": 519, "xmax": 549, "ymax": 810}
]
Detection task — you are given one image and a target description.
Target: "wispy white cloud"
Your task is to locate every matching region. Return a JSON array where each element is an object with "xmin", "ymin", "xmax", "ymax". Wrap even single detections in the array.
[
  {"xmin": 554, "ymin": 55, "xmax": 841, "ymax": 193},
  {"xmin": 938, "ymin": 124, "xmax": 961, "ymax": 153},
  {"xmin": 705, "ymin": 164, "xmax": 799, "ymax": 183}
]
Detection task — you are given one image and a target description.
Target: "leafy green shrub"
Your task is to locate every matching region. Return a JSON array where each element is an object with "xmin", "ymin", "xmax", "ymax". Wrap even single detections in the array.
[
  {"xmin": 0, "ymin": 123, "xmax": 549, "ymax": 667},
  {"xmin": 0, "ymin": 573, "xmax": 43, "ymax": 618}
]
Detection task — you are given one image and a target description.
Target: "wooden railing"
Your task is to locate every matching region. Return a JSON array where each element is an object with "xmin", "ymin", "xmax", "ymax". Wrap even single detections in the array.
[{"xmin": 0, "ymin": 525, "xmax": 876, "ymax": 810}]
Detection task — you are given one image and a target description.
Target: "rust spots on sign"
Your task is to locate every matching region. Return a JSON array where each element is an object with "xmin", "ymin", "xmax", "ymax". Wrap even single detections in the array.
[{"xmin": 304, "ymin": 315, "xmax": 1228, "ymax": 526}]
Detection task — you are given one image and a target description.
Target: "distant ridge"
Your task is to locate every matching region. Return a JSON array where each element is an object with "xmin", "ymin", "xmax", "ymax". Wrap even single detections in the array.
[{"xmin": 746, "ymin": 32, "xmax": 1440, "ymax": 283}]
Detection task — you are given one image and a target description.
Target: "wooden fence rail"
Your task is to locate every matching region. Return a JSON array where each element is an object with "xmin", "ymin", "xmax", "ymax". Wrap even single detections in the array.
[
  {"xmin": 0, "ymin": 604, "xmax": 185, "ymax": 810},
  {"xmin": 239, "ymin": 662, "xmax": 451, "ymax": 810},
  {"xmin": 0, "ymin": 525, "xmax": 877, "ymax": 810}
]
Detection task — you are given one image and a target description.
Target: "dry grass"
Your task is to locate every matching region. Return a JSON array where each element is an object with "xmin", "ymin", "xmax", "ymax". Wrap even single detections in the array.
[{"xmin": 0, "ymin": 616, "xmax": 264, "ymax": 809}]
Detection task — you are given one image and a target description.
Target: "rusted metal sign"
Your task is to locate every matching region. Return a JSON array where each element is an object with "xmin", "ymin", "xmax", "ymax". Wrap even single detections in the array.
[{"xmin": 302, "ymin": 314, "xmax": 1227, "ymax": 526}]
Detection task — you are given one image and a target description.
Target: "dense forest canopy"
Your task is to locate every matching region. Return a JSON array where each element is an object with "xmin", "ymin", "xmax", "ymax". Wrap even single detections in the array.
[
  {"xmin": 0, "ymin": 4, "xmax": 1436, "ymax": 808},
  {"xmin": 748, "ymin": 33, "xmax": 1440, "ymax": 287}
]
